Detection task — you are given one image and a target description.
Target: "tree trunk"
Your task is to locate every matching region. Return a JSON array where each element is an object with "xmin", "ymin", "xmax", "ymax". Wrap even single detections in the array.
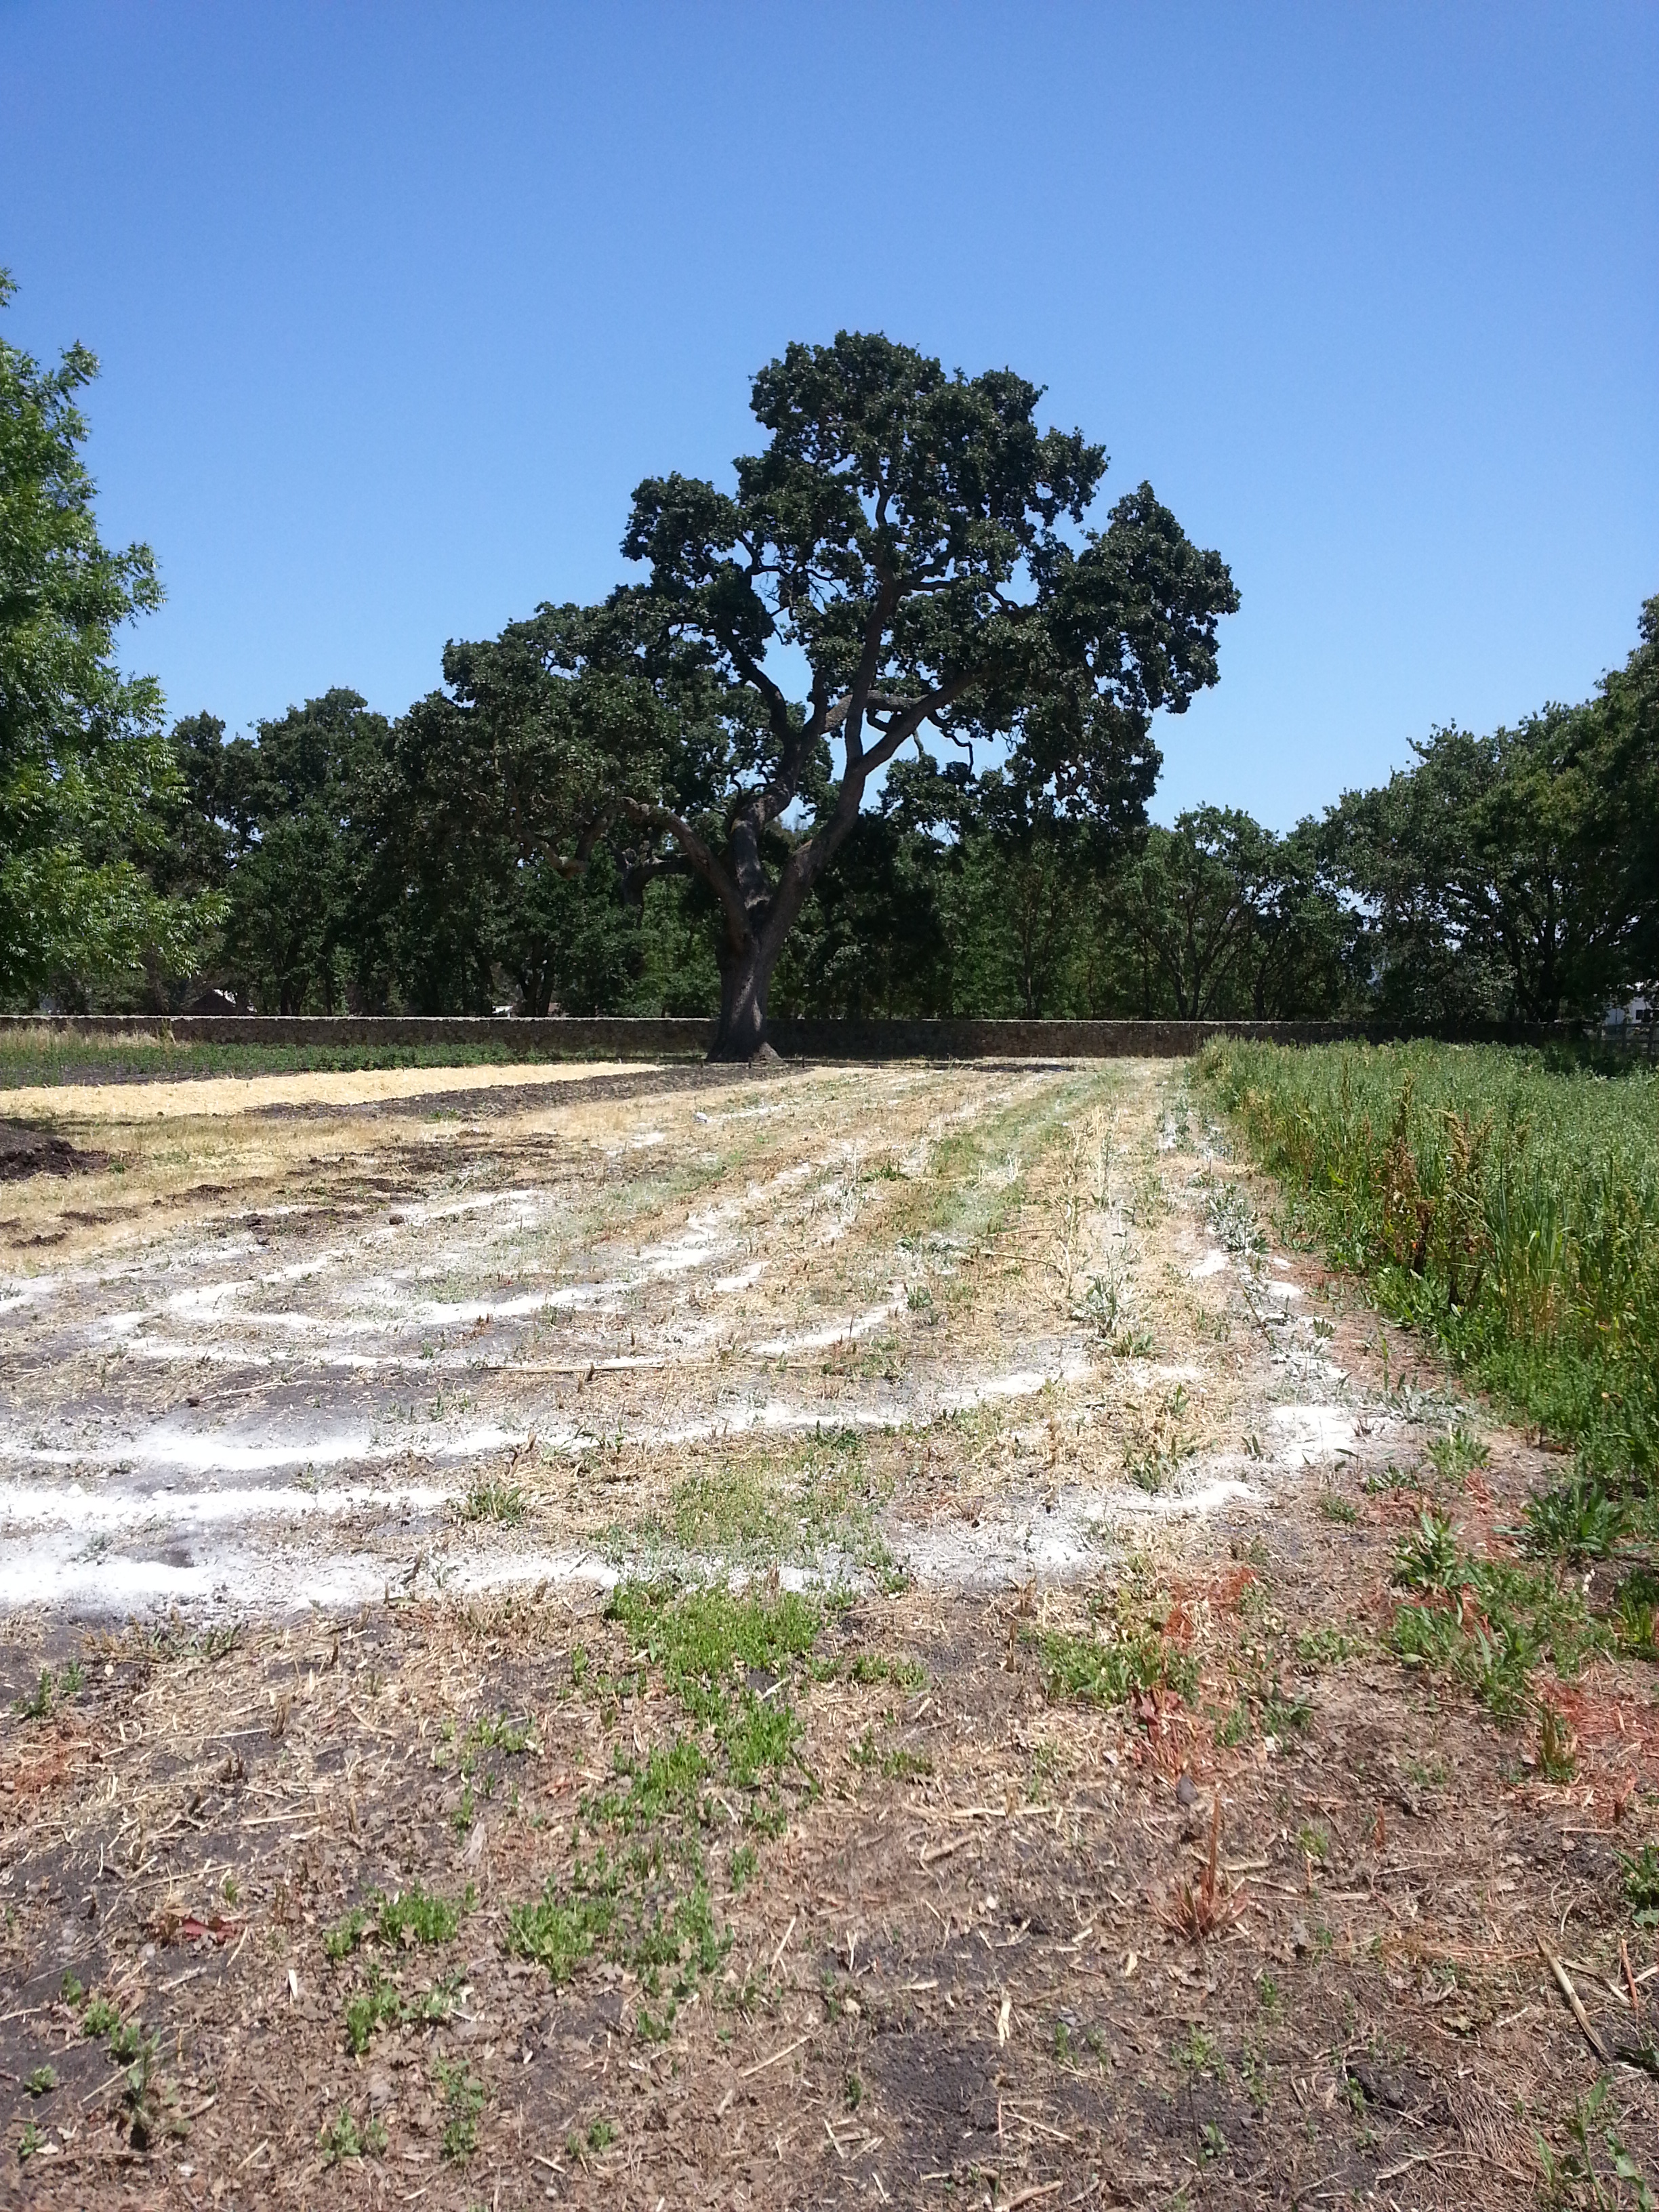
[{"xmin": 710, "ymin": 937, "xmax": 778, "ymax": 1061}]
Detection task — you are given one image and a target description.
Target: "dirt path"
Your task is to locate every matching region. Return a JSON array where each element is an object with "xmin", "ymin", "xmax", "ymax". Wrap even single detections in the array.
[{"xmin": 2, "ymin": 1060, "xmax": 1656, "ymax": 2205}]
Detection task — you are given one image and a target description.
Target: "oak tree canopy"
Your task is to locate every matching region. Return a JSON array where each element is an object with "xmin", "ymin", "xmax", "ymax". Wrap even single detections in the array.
[{"xmin": 427, "ymin": 332, "xmax": 1239, "ymax": 1057}]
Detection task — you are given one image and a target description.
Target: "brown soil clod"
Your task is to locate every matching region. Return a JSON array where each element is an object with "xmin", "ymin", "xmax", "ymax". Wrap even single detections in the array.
[{"xmin": 0, "ymin": 1117, "xmax": 108, "ymax": 1180}]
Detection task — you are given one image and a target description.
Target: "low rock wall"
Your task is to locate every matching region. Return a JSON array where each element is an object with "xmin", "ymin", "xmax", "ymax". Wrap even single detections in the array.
[{"xmin": 0, "ymin": 1013, "xmax": 1581, "ymax": 1059}]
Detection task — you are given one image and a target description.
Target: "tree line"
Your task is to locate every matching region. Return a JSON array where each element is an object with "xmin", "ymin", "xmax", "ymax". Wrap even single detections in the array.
[{"xmin": 5, "ymin": 277, "xmax": 1654, "ymax": 1042}]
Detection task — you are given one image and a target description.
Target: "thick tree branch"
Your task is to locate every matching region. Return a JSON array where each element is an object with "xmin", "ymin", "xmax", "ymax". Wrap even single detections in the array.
[
  {"xmin": 619, "ymin": 849, "xmax": 690, "ymax": 907},
  {"xmin": 621, "ymin": 796, "xmax": 750, "ymax": 947}
]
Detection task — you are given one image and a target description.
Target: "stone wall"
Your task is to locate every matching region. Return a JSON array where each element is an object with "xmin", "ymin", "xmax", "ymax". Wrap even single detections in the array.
[{"xmin": 0, "ymin": 1013, "xmax": 1581, "ymax": 1059}]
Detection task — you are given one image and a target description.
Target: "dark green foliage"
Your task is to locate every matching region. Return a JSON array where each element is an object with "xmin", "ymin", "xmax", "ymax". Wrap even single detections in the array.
[
  {"xmin": 22, "ymin": 284, "xmax": 1645, "ymax": 1036},
  {"xmin": 1620, "ymin": 1844, "xmax": 1659, "ymax": 1927},
  {"xmin": 1322, "ymin": 604, "xmax": 1659, "ymax": 1023},
  {"xmin": 0, "ymin": 272, "xmax": 219, "ymax": 1007},
  {"xmin": 407, "ymin": 332, "xmax": 1237, "ymax": 1054}
]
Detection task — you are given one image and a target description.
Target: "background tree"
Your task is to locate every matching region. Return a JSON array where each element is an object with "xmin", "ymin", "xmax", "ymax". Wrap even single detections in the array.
[
  {"xmin": 207, "ymin": 691, "xmax": 389, "ymax": 1013},
  {"xmin": 1322, "ymin": 616, "xmax": 1658, "ymax": 1024},
  {"xmin": 1118, "ymin": 806, "xmax": 1271, "ymax": 1017},
  {"xmin": 448, "ymin": 332, "xmax": 1237, "ymax": 1057},
  {"xmin": 0, "ymin": 272, "xmax": 218, "ymax": 1008}
]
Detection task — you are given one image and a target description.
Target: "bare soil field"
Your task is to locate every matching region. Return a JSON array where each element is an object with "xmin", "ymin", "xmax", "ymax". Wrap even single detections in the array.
[{"xmin": 1, "ymin": 1057, "xmax": 1655, "ymax": 2208}]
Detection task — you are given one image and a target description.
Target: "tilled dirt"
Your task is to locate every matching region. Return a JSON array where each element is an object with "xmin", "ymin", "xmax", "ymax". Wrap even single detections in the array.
[{"xmin": 1, "ymin": 1058, "xmax": 1656, "ymax": 2207}]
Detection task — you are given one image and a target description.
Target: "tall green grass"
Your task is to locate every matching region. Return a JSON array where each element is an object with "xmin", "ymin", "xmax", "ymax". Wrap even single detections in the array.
[{"xmin": 1197, "ymin": 1041, "xmax": 1659, "ymax": 1509}]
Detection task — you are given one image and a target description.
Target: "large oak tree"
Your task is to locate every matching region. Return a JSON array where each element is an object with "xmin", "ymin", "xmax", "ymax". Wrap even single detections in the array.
[{"xmin": 426, "ymin": 333, "xmax": 1240, "ymax": 1056}]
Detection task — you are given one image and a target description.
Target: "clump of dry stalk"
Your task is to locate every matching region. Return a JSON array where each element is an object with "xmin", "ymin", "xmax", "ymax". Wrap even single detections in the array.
[{"xmin": 1155, "ymin": 1793, "xmax": 1245, "ymax": 1943}]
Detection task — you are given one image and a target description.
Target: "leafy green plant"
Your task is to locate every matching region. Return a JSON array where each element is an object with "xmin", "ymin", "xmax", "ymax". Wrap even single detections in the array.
[
  {"xmin": 455, "ymin": 1479, "xmax": 525, "ymax": 1525},
  {"xmin": 1393, "ymin": 1511, "xmax": 1460, "ymax": 1593},
  {"xmin": 342, "ymin": 1967, "xmax": 460, "ymax": 2055},
  {"xmin": 1259, "ymin": 1684, "xmax": 1312, "ymax": 1737},
  {"xmin": 1389, "ymin": 1519, "xmax": 1605, "ymax": 1725},
  {"xmin": 1427, "ymin": 1422, "xmax": 1489, "ymax": 1483},
  {"xmin": 1620, "ymin": 1844, "xmax": 1659, "ymax": 1929},
  {"xmin": 1616, "ymin": 1569, "xmax": 1659, "ymax": 1658},
  {"xmin": 1543, "ymin": 2076, "xmax": 1658, "ymax": 2212},
  {"xmin": 22, "ymin": 2066, "xmax": 56, "ymax": 2096},
  {"xmin": 433, "ymin": 2058, "xmax": 485, "ymax": 2160},
  {"xmin": 379, "ymin": 1883, "xmax": 472, "ymax": 1947},
  {"xmin": 323, "ymin": 1906, "xmax": 370, "ymax": 1962},
  {"xmin": 1525, "ymin": 1473, "xmax": 1634, "ymax": 1563},
  {"xmin": 1538, "ymin": 1703, "xmax": 1577, "ymax": 1782},
  {"xmin": 319, "ymin": 2106, "xmax": 386, "ymax": 2165}
]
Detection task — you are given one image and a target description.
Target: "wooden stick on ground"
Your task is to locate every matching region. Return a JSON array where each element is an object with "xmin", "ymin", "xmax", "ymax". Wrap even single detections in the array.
[{"xmin": 1542, "ymin": 1941, "xmax": 1610, "ymax": 2062}]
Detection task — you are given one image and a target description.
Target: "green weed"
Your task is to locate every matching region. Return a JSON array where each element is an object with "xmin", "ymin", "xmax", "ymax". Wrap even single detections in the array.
[
  {"xmin": 1427, "ymin": 1423, "xmax": 1490, "ymax": 1483},
  {"xmin": 1388, "ymin": 1516, "xmax": 1605, "ymax": 1723},
  {"xmin": 455, "ymin": 1479, "xmax": 525, "ymax": 1525},
  {"xmin": 1200, "ymin": 1042, "xmax": 1659, "ymax": 1567},
  {"xmin": 1620, "ymin": 1844, "xmax": 1659, "ymax": 1928},
  {"xmin": 319, "ymin": 2106, "xmax": 387, "ymax": 2165},
  {"xmin": 1040, "ymin": 1624, "xmax": 1197, "ymax": 1707},
  {"xmin": 501, "ymin": 1580, "xmax": 818, "ymax": 2028},
  {"xmin": 433, "ymin": 2057, "xmax": 485, "ymax": 2160}
]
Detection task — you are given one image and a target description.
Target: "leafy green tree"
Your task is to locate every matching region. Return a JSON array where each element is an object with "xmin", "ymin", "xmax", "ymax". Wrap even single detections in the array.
[
  {"xmin": 1117, "ymin": 806, "xmax": 1271, "ymax": 1017},
  {"xmin": 0, "ymin": 272, "xmax": 216, "ymax": 1006},
  {"xmin": 1231, "ymin": 819, "xmax": 1357, "ymax": 1019},
  {"xmin": 441, "ymin": 333, "xmax": 1236, "ymax": 1057},
  {"xmin": 209, "ymin": 691, "xmax": 389, "ymax": 1012},
  {"xmin": 365, "ymin": 668, "xmax": 650, "ymax": 1014},
  {"xmin": 1324, "ymin": 603, "xmax": 1658, "ymax": 1023}
]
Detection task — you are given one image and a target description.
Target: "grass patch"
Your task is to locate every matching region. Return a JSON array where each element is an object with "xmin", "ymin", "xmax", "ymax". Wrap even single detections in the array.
[
  {"xmin": 1202, "ymin": 1039, "xmax": 1659, "ymax": 1660},
  {"xmin": 1039, "ymin": 1622, "xmax": 1198, "ymax": 1707},
  {"xmin": 0, "ymin": 1032, "xmax": 628, "ymax": 1089},
  {"xmin": 1199, "ymin": 1040, "xmax": 1659, "ymax": 1486},
  {"xmin": 504, "ymin": 1581, "xmax": 821, "ymax": 2036}
]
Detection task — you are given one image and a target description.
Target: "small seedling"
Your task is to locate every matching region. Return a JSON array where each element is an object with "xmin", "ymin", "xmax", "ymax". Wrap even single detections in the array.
[
  {"xmin": 1392, "ymin": 1511, "xmax": 1460, "ymax": 1593},
  {"xmin": 319, "ymin": 2106, "xmax": 386, "ymax": 2165},
  {"xmin": 1427, "ymin": 1423, "xmax": 1489, "ymax": 1483},
  {"xmin": 1620, "ymin": 1844, "xmax": 1659, "ymax": 1928},
  {"xmin": 1260, "ymin": 1684, "xmax": 1313, "ymax": 1738},
  {"xmin": 23, "ymin": 2067, "xmax": 57, "ymax": 2097},
  {"xmin": 434, "ymin": 2057, "xmax": 486, "ymax": 2160},
  {"xmin": 1538, "ymin": 1704, "xmax": 1576, "ymax": 1783},
  {"xmin": 455, "ymin": 1479, "xmax": 525, "ymax": 1525}
]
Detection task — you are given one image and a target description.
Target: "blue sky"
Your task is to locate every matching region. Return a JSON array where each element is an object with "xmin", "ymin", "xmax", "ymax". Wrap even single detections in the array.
[{"xmin": 3, "ymin": 1, "xmax": 1655, "ymax": 827}]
